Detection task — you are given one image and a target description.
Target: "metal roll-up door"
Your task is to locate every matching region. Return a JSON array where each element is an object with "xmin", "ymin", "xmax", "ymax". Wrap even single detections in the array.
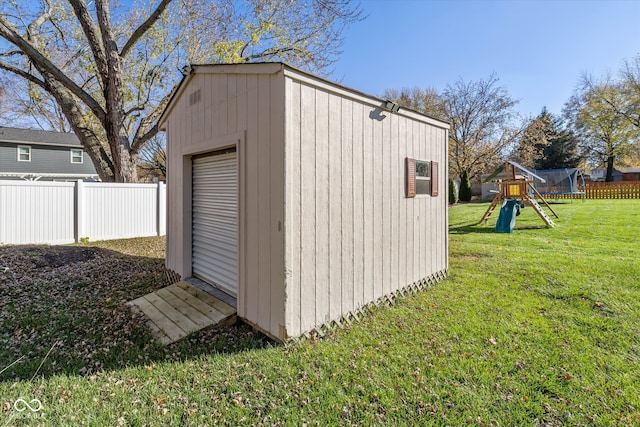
[{"xmin": 192, "ymin": 149, "xmax": 238, "ymax": 296}]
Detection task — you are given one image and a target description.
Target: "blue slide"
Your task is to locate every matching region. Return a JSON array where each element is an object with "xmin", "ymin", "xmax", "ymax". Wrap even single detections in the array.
[{"xmin": 495, "ymin": 199, "xmax": 520, "ymax": 233}]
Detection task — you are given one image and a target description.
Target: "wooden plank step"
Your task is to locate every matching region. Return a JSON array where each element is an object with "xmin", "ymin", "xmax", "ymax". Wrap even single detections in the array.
[
  {"xmin": 127, "ymin": 302, "xmax": 173, "ymax": 345},
  {"xmin": 144, "ymin": 292, "xmax": 200, "ymax": 334},
  {"xmin": 155, "ymin": 287, "xmax": 215, "ymax": 328},
  {"xmin": 163, "ymin": 284, "xmax": 230, "ymax": 323},
  {"xmin": 176, "ymin": 281, "xmax": 235, "ymax": 315},
  {"xmin": 127, "ymin": 297, "xmax": 188, "ymax": 343},
  {"xmin": 126, "ymin": 282, "xmax": 237, "ymax": 345}
]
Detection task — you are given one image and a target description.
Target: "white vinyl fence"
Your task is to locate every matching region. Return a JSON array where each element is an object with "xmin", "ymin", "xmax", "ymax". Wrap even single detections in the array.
[{"xmin": 0, "ymin": 180, "xmax": 166, "ymax": 245}]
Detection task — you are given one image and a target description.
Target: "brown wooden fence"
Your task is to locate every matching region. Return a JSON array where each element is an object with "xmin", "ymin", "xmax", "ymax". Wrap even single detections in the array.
[
  {"xmin": 584, "ymin": 181, "xmax": 640, "ymax": 199},
  {"xmin": 541, "ymin": 192, "xmax": 585, "ymax": 200}
]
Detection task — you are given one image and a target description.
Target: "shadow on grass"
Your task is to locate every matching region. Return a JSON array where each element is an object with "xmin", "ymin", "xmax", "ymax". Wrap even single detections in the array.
[
  {"xmin": 449, "ymin": 222, "xmax": 496, "ymax": 234},
  {"xmin": 0, "ymin": 244, "xmax": 272, "ymax": 382},
  {"xmin": 450, "ymin": 221, "xmax": 548, "ymax": 234}
]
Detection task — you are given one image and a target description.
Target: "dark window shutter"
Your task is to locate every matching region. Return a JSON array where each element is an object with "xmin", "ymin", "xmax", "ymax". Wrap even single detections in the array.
[
  {"xmin": 406, "ymin": 157, "xmax": 416, "ymax": 198},
  {"xmin": 431, "ymin": 161, "xmax": 439, "ymax": 197}
]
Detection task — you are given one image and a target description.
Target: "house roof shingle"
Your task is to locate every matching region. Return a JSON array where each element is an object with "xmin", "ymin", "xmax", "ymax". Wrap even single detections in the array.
[{"xmin": 0, "ymin": 126, "xmax": 81, "ymax": 147}]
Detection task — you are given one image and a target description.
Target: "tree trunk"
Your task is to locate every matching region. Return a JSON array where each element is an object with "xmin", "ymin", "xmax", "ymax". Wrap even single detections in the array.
[
  {"xmin": 112, "ymin": 136, "xmax": 138, "ymax": 182},
  {"xmin": 605, "ymin": 155, "xmax": 615, "ymax": 182},
  {"xmin": 119, "ymin": 148, "xmax": 138, "ymax": 182}
]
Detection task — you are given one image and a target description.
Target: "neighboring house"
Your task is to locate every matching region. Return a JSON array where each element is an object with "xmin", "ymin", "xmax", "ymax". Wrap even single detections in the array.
[
  {"xmin": 159, "ymin": 62, "xmax": 449, "ymax": 342},
  {"xmin": 589, "ymin": 167, "xmax": 640, "ymax": 182},
  {"xmin": 0, "ymin": 126, "xmax": 99, "ymax": 181},
  {"xmin": 620, "ymin": 167, "xmax": 640, "ymax": 181}
]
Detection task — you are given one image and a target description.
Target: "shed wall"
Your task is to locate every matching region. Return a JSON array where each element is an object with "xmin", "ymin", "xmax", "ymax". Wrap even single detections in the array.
[
  {"xmin": 163, "ymin": 63, "xmax": 448, "ymax": 342},
  {"xmin": 164, "ymin": 69, "xmax": 286, "ymax": 339},
  {"xmin": 283, "ymin": 75, "xmax": 448, "ymax": 338}
]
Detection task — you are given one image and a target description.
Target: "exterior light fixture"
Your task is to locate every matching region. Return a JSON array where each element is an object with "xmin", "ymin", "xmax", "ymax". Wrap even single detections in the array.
[
  {"xmin": 181, "ymin": 65, "xmax": 193, "ymax": 76},
  {"xmin": 384, "ymin": 100, "xmax": 400, "ymax": 113}
]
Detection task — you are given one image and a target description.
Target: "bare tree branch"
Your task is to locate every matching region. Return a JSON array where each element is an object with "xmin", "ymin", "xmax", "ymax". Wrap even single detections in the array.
[
  {"xmin": 131, "ymin": 88, "xmax": 175, "ymax": 155},
  {"xmin": 0, "ymin": 13, "xmax": 107, "ymax": 125},
  {"xmin": 0, "ymin": 60, "xmax": 47, "ymax": 88},
  {"xmin": 0, "ymin": 50, "xmax": 23, "ymax": 57},
  {"xmin": 67, "ymin": 0, "xmax": 109, "ymax": 86},
  {"xmin": 120, "ymin": 0, "xmax": 172, "ymax": 58},
  {"xmin": 40, "ymin": 71, "xmax": 116, "ymax": 181},
  {"xmin": 26, "ymin": 0, "xmax": 52, "ymax": 42},
  {"xmin": 69, "ymin": 0, "xmax": 107, "ymax": 85}
]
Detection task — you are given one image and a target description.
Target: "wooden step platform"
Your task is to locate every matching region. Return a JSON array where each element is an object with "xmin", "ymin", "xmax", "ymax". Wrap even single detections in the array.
[{"xmin": 127, "ymin": 281, "xmax": 236, "ymax": 345}]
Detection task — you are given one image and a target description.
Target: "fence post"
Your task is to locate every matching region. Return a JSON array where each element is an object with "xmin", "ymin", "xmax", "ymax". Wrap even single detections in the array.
[
  {"xmin": 74, "ymin": 179, "xmax": 85, "ymax": 243},
  {"xmin": 155, "ymin": 179, "xmax": 162, "ymax": 236}
]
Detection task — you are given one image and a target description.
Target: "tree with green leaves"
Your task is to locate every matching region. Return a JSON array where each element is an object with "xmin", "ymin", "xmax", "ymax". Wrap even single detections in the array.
[
  {"xmin": 512, "ymin": 108, "xmax": 581, "ymax": 170},
  {"xmin": 448, "ymin": 178, "xmax": 458, "ymax": 204},
  {"xmin": 587, "ymin": 55, "xmax": 640, "ymax": 131},
  {"xmin": 458, "ymin": 169, "xmax": 472, "ymax": 202},
  {"xmin": 538, "ymin": 124, "xmax": 581, "ymax": 170},
  {"xmin": 564, "ymin": 81, "xmax": 640, "ymax": 181},
  {"xmin": 0, "ymin": 0, "xmax": 362, "ymax": 182}
]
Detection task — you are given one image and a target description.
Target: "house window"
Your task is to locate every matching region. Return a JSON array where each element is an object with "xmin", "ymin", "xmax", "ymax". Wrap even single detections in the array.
[
  {"xmin": 71, "ymin": 149, "xmax": 83, "ymax": 164},
  {"xmin": 17, "ymin": 145, "xmax": 31, "ymax": 162},
  {"xmin": 406, "ymin": 158, "xmax": 439, "ymax": 198}
]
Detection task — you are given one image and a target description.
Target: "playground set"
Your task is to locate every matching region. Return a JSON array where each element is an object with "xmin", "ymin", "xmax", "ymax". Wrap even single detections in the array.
[
  {"xmin": 533, "ymin": 168, "xmax": 586, "ymax": 200},
  {"xmin": 481, "ymin": 161, "xmax": 559, "ymax": 232}
]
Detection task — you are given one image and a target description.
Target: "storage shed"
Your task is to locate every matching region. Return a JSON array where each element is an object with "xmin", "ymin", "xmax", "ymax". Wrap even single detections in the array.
[{"xmin": 159, "ymin": 63, "xmax": 449, "ymax": 341}]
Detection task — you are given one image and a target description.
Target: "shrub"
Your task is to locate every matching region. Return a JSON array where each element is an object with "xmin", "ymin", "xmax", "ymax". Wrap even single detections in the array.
[
  {"xmin": 459, "ymin": 170, "xmax": 472, "ymax": 202},
  {"xmin": 449, "ymin": 179, "xmax": 459, "ymax": 204}
]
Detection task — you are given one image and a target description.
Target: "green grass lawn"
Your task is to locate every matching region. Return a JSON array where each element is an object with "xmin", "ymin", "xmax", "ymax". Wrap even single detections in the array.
[{"xmin": 1, "ymin": 200, "xmax": 639, "ymax": 426}]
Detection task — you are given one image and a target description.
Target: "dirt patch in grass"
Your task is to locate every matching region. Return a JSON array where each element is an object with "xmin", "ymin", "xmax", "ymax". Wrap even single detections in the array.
[
  {"xmin": 0, "ymin": 237, "xmax": 268, "ymax": 381},
  {"xmin": 35, "ymin": 246, "xmax": 98, "ymax": 268}
]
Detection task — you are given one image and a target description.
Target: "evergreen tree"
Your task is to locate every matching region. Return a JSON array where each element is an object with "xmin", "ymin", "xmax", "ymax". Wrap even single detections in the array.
[
  {"xmin": 513, "ymin": 108, "xmax": 581, "ymax": 170},
  {"xmin": 448, "ymin": 178, "xmax": 458, "ymax": 204},
  {"xmin": 537, "ymin": 124, "xmax": 581, "ymax": 169},
  {"xmin": 459, "ymin": 170, "xmax": 472, "ymax": 202}
]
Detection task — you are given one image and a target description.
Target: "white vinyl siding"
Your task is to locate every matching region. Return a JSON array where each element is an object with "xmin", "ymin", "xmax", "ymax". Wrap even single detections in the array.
[
  {"xmin": 192, "ymin": 150, "xmax": 238, "ymax": 297},
  {"xmin": 71, "ymin": 149, "xmax": 83, "ymax": 163},
  {"xmin": 17, "ymin": 145, "xmax": 31, "ymax": 162}
]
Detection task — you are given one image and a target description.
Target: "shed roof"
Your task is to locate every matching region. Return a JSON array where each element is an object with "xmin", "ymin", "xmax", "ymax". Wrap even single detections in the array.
[
  {"xmin": 620, "ymin": 167, "xmax": 640, "ymax": 173},
  {"xmin": 0, "ymin": 126, "xmax": 82, "ymax": 148},
  {"xmin": 484, "ymin": 160, "xmax": 546, "ymax": 183},
  {"xmin": 158, "ymin": 62, "xmax": 450, "ymax": 130}
]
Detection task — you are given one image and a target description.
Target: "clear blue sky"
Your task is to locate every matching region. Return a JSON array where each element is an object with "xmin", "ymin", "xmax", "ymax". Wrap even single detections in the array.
[{"xmin": 331, "ymin": 0, "xmax": 640, "ymax": 118}]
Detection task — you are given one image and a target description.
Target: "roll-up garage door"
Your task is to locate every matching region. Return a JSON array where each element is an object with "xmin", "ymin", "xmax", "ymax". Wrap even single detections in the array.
[{"xmin": 192, "ymin": 149, "xmax": 238, "ymax": 297}]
